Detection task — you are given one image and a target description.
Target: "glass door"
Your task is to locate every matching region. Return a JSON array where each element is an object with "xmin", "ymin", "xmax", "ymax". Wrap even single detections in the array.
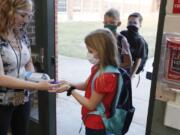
[{"xmin": 28, "ymin": 0, "xmax": 57, "ymax": 135}]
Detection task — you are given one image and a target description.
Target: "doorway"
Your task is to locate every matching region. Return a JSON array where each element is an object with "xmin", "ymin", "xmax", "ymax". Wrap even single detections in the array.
[{"xmin": 57, "ymin": 0, "xmax": 160, "ymax": 135}]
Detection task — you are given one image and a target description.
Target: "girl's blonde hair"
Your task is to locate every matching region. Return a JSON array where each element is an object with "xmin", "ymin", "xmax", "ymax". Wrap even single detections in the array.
[
  {"xmin": 0, "ymin": 0, "xmax": 33, "ymax": 37},
  {"xmin": 85, "ymin": 28, "xmax": 120, "ymax": 69}
]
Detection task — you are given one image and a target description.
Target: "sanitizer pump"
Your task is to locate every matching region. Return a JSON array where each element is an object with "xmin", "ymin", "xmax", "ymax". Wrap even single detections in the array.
[{"xmin": 22, "ymin": 72, "xmax": 50, "ymax": 82}]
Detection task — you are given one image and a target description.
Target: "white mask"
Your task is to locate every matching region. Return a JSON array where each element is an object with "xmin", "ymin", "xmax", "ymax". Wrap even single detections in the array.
[{"xmin": 86, "ymin": 52, "xmax": 99, "ymax": 65}]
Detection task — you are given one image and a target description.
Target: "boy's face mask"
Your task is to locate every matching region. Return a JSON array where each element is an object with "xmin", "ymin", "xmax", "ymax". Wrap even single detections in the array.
[
  {"xmin": 127, "ymin": 25, "xmax": 138, "ymax": 33},
  {"xmin": 86, "ymin": 52, "xmax": 99, "ymax": 65},
  {"xmin": 104, "ymin": 24, "xmax": 117, "ymax": 33},
  {"xmin": 127, "ymin": 17, "xmax": 140, "ymax": 32},
  {"xmin": 103, "ymin": 16, "xmax": 119, "ymax": 33}
]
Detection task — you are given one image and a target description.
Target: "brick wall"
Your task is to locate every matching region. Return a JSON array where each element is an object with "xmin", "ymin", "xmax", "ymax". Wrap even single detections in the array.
[
  {"xmin": 27, "ymin": 16, "xmax": 36, "ymax": 46},
  {"xmin": 27, "ymin": 0, "xmax": 36, "ymax": 47},
  {"xmin": 26, "ymin": 0, "xmax": 59, "ymax": 79},
  {"xmin": 26, "ymin": 13, "xmax": 40, "ymax": 71}
]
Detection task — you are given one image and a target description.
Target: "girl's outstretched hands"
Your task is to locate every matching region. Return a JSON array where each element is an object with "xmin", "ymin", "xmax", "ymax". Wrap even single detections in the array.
[{"xmin": 48, "ymin": 80, "xmax": 71, "ymax": 93}]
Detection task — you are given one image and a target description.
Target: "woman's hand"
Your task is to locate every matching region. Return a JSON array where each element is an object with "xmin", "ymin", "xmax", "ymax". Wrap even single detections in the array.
[{"xmin": 36, "ymin": 81, "xmax": 58, "ymax": 90}]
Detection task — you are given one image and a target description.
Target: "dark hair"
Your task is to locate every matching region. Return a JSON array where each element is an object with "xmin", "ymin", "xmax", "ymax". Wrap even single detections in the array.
[{"xmin": 128, "ymin": 12, "xmax": 143, "ymax": 23}]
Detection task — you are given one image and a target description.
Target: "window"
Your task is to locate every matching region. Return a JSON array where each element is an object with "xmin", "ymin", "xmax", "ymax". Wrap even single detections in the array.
[{"xmin": 58, "ymin": 0, "xmax": 67, "ymax": 12}]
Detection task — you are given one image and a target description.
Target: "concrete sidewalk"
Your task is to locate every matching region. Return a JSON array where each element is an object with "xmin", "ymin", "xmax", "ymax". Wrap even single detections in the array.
[{"xmin": 57, "ymin": 55, "xmax": 153, "ymax": 135}]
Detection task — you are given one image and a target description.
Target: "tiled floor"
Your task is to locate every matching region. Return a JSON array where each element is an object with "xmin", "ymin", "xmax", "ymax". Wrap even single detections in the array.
[{"xmin": 57, "ymin": 55, "xmax": 153, "ymax": 135}]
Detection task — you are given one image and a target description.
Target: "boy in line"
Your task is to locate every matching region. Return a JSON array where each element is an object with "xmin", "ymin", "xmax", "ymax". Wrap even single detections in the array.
[
  {"xmin": 121, "ymin": 12, "xmax": 148, "ymax": 79},
  {"xmin": 104, "ymin": 9, "xmax": 132, "ymax": 73}
]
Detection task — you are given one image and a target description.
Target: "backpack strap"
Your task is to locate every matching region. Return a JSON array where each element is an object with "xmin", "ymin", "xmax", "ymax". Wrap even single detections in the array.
[
  {"xmin": 118, "ymin": 68, "xmax": 132, "ymax": 105},
  {"xmin": 89, "ymin": 65, "xmax": 124, "ymax": 118},
  {"xmin": 117, "ymin": 34, "xmax": 123, "ymax": 49}
]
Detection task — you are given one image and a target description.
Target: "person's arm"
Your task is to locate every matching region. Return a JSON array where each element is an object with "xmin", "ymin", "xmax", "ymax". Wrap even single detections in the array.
[
  {"xmin": 49, "ymin": 79, "xmax": 89, "ymax": 93},
  {"xmin": 0, "ymin": 75, "xmax": 53, "ymax": 90},
  {"xmin": 60, "ymin": 77, "xmax": 89, "ymax": 91},
  {"xmin": 71, "ymin": 82, "xmax": 86, "ymax": 91},
  {"xmin": 71, "ymin": 77, "xmax": 89, "ymax": 91},
  {"xmin": 71, "ymin": 73, "xmax": 116, "ymax": 110},
  {"xmin": 130, "ymin": 38, "xmax": 146, "ymax": 78},
  {"xmin": 130, "ymin": 58, "xmax": 141, "ymax": 78},
  {"xmin": 50, "ymin": 73, "xmax": 117, "ymax": 111},
  {"xmin": 120, "ymin": 54, "xmax": 132, "ymax": 68},
  {"xmin": 0, "ymin": 55, "xmax": 56, "ymax": 90},
  {"xmin": 71, "ymin": 90, "xmax": 104, "ymax": 111}
]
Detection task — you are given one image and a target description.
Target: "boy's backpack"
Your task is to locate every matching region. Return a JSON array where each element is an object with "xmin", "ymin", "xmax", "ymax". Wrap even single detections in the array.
[
  {"xmin": 117, "ymin": 34, "xmax": 123, "ymax": 56},
  {"xmin": 117, "ymin": 34, "xmax": 126, "ymax": 64},
  {"xmin": 121, "ymin": 31, "xmax": 149, "ymax": 74},
  {"xmin": 117, "ymin": 34, "xmax": 132, "ymax": 74},
  {"xmin": 90, "ymin": 65, "xmax": 135, "ymax": 135}
]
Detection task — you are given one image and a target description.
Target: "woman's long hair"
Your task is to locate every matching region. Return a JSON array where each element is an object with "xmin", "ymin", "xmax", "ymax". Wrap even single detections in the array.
[{"xmin": 0, "ymin": 0, "xmax": 33, "ymax": 38}]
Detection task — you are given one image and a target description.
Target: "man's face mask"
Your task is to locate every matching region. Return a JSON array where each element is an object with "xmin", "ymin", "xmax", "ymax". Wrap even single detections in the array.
[
  {"xmin": 86, "ymin": 52, "xmax": 99, "ymax": 65},
  {"xmin": 104, "ymin": 24, "xmax": 117, "ymax": 33}
]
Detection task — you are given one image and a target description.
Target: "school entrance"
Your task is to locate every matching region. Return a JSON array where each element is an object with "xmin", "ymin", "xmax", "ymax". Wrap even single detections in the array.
[
  {"xmin": 57, "ymin": 0, "xmax": 159, "ymax": 135},
  {"xmin": 27, "ymin": 0, "xmax": 180, "ymax": 135}
]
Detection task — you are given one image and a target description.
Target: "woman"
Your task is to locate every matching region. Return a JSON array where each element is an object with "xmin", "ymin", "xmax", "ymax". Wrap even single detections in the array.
[
  {"xmin": 51, "ymin": 29, "xmax": 121, "ymax": 135},
  {"xmin": 0, "ymin": 0, "xmax": 57, "ymax": 135}
]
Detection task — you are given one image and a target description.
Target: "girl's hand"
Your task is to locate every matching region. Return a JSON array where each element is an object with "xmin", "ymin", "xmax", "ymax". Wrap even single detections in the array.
[{"xmin": 48, "ymin": 81, "xmax": 71, "ymax": 93}]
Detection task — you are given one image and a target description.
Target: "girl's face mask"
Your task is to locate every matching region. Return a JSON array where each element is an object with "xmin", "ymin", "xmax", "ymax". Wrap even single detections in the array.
[{"xmin": 86, "ymin": 52, "xmax": 99, "ymax": 65}]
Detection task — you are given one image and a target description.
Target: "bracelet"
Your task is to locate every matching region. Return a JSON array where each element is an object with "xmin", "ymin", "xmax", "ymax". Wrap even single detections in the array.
[{"xmin": 67, "ymin": 86, "xmax": 76, "ymax": 96}]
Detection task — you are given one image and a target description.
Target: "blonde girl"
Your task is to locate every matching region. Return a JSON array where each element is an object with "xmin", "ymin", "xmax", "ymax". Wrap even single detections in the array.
[{"xmin": 52, "ymin": 29, "xmax": 120, "ymax": 135}]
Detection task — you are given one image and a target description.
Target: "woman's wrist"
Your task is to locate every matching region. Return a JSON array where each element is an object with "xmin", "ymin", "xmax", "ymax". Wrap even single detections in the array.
[
  {"xmin": 34, "ymin": 82, "xmax": 44, "ymax": 90},
  {"xmin": 36, "ymin": 81, "xmax": 50, "ymax": 90}
]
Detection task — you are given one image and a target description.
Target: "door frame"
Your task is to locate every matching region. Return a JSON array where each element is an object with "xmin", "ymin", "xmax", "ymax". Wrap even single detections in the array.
[
  {"xmin": 29, "ymin": 0, "xmax": 57, "ymax": 135},
  {"xmin": 145, "ymin": 0, "xmax": 167, "ymax": 134},
  {"xmin": 29, "ymin": 0, "xmax": 168, "ymax": 135}
]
